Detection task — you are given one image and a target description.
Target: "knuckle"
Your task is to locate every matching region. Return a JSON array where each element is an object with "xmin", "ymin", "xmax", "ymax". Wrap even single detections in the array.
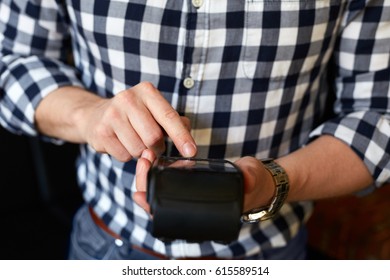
[
  {"xmin": 103, "ymin": 106, "xmax": 122, "ymax": 122},
  {"xmin": 94, "ymin": 123, "xmax": 113, "ymax": 139},
  {"xmin": 115, "ymin": 90, "xmax": 136, "ymax": 108},
  {"xmin": 145, "ymin": 130, "xmax": 164, "ymax": 147},
  {"xmin": 137, "ymin": 81, "xmax": 156, "ymax": 92},
  {"xmin": 117, "ymin": 151, "xmax": 132, "ymax": 162},
  {"xmin": 174, "ymin": 129, "xmax": 190, "ymax": 140},
  {"xmin": 164, "ymin": 108, "xmax": 180, "ymax": 121},
  {"xmin": 130, "ymin": 144, "xmax": 146, "ymax": 159},
  {"xmin": 131, "ymin": 149, "xmax": 143, "ymax": 159}
]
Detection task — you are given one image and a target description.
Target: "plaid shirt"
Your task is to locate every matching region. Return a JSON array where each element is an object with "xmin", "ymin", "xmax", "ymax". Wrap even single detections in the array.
[{"xmin": 1, "ymin": 0, "xmax": 389, "ymax": 258}]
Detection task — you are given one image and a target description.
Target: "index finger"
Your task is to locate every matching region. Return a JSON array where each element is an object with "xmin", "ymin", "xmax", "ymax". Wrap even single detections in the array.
[{"xmin": 145, "ymin": 90, "xmax": 197, "ymax": 158}]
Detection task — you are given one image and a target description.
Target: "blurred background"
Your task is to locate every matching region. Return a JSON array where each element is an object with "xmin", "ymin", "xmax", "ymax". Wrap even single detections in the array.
[
  {"xmin": 0, "ymin": 126, "xmax": 82, "ymax": 259},
  {"xmin": 1, "ymin": 125, "xmax": 389, "ymax": 260}
]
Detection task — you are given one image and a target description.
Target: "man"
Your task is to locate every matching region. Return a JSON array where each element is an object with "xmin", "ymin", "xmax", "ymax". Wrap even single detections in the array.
[{"xmin": 0, "ymin": 0, "xmax": 389, "ymax": 259}]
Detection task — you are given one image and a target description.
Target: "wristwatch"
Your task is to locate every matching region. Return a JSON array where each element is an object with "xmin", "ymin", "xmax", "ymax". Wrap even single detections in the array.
[{"xmin": 241, "ymin": 158, "xmax": 289, "ymax": 223}]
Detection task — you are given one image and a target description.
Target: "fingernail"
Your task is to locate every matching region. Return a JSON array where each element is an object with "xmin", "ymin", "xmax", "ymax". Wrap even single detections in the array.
[{"xmin": 183, "ymin": 142, "xmax": 197, "ymax": 157}]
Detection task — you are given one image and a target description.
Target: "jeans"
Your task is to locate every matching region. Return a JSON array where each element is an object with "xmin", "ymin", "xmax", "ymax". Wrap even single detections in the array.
[{"xmin": 68, "ymin": 204, "xmax": 307, "ymax": 260}]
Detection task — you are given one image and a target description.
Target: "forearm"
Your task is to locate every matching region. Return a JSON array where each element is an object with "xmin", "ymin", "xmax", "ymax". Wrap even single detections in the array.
[
  {"xmin": 278, "ymin": 135, "xmax": 374, "ymax": 202},
  {"xmin": 35, "ymin": 86, "xmax": 103, "ymax": 143}
]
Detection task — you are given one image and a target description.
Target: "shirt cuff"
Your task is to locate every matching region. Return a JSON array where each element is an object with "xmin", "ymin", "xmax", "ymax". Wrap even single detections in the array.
[
  {"xmin": 0, "ymin": 56, "xmax": 84, "ymax": 144},
  {"xmin": 309, "ymin": 111, "xmax": 390, "ymax": 187}
]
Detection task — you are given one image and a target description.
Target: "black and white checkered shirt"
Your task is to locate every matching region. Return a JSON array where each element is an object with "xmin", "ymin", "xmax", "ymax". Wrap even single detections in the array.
[{"xmin": 1, "ymin": 0, "xmax": 389, "ymax": 258}]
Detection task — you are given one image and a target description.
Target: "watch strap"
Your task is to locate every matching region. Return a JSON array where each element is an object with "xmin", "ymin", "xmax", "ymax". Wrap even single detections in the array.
[{"xmin": 241, "ymin": 158, "xmax": 289, "ymax": 223}]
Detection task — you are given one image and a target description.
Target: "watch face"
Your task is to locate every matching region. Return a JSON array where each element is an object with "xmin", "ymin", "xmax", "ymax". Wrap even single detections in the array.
[{"xmin": 155, "ymin": 156, "xmax": 239, "ymax": 173}]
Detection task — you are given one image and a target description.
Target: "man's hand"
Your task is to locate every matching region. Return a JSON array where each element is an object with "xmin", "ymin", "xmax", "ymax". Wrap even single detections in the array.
[
  {"xmin": 36, "ymin": 82, "xmax": 197, "ymax": 162},
  {"xmin": 78, "ymin": 82, "xmax": 196, "ymax": 161}
]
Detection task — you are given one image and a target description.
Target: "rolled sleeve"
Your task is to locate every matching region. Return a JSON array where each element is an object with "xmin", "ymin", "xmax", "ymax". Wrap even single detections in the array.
[
  {"xmin": 0, "ymin": 0, "xmax": 83, "ymax": 139},
  {"xmin": 310, "ymin": 0, "xmax": 390, "ymax": 187},
  {"xmin": 310, "ymin": 112, "xmax": 390, "ymax": 187}
]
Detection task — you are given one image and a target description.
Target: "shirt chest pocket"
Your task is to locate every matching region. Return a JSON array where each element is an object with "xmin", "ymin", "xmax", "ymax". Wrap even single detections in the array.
[{"xmin": 242, "ymin": 0, "xmax": 343, "ymax": 81}]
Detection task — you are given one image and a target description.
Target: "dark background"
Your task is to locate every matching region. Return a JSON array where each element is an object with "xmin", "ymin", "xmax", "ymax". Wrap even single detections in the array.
[{"xmin": 0, "ymin": 126, "xmax": 82, "ymax": 259}]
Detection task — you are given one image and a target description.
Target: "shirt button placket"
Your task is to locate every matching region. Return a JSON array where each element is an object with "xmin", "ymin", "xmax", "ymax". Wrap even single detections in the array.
[{"xmin": 192, "ymin": 0, "xmax": 203, "ymax": 9}]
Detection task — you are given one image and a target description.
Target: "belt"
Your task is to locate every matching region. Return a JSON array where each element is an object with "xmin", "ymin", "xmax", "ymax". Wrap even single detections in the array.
[{"xmin": 88, "ymin": 207, "xmax": 223, "ymax": 260}]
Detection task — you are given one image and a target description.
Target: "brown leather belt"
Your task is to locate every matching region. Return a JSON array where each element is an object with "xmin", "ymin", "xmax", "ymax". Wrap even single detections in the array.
[{"xmin": 88, "ymin": 207, "xmax": 223, "ymax": 260}]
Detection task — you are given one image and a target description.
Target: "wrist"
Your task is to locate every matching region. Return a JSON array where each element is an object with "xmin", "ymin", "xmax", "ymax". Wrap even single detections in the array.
[
  {"xmin": 241, "ymin": 158, "xmax": 290, "ymax": 223},
  {"xmin": 275, "ymin": 155, "xmax": 307, "ymax": 203},
  {"xmin": 36, "ymin": 86, "xmax": 93, "ymax": 142},
  {"xmin": 72, "ymin": 89, "xmax": 106, "ymax": 142}
]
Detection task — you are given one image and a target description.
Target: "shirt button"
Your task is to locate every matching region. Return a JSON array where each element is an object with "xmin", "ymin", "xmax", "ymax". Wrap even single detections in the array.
[
  {"xmin": 183, "ymin": 77, "xmax": 195, "ymax": 89},
  {"xmin": 115, "ymin": 239, "xmax": 123, "ymax": 247},
  {"xmin": 192, "ymin": 0, "xmax": 203, "ymax": 8}
]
